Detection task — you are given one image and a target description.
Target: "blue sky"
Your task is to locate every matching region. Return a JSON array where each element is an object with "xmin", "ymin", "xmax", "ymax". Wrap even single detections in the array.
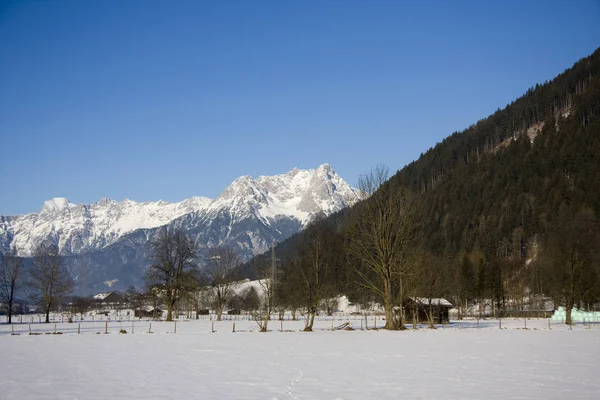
[{"xmin": 1, "ymin": 0, "xmax": 599, "ymax": 215}]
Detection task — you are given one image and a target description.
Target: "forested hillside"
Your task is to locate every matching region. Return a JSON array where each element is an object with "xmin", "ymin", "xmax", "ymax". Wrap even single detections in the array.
[{"xmin": 248, "ymin": 47, "xmax": 600, "ymax": 328}]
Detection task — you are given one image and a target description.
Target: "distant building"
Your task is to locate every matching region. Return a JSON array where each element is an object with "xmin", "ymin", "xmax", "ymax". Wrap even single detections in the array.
[
  {"xmin": 134, "ymin": 306, "xmax": 163, "ymax": 319},
  {"xmin": 92, "ymin": 292, "xmax": 125, "ymax": 309}
]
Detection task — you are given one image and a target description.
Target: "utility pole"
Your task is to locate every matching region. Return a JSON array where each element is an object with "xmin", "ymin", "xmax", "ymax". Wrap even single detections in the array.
[
  {"xmin": 269, "ymin": 240, "xmax": 276, "ymax": 315},
  {"xmin": 271, "ymin": 240, "xmax": 276, "ymax": 291}
]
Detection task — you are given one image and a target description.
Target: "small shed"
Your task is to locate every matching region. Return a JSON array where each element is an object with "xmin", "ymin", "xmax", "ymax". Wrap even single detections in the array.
[
  {"xmin": 404, "ymin": 297, "xmax": 453, "ymax": 324},
  {"xmin": 134, "ymin": 306, "xmax": 162, "ymax": 319}
]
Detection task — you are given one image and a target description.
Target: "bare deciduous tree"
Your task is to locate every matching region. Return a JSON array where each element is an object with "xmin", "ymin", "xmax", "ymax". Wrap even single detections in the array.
[
  {"xmin": 204, "ymin": 246, "xmax": 240, "ymax": 321},
  {"xmin": 252, "ymin": 244, "xmax": 279, "ymax": 332},
  {"xmin": 346, "ymin": 165, "xmax": 417, "ymax": 330},
  {"xmin": 292, "ymin": 221, "xmax": 336, "ymax": 332},
  {"xmin": 0, "ymin": 249, "xmax": 23, "ymax": 324},
  {"xmin": 145, "ymin": 229, "xmax": 199, "ymax": 321},
  {"xmin": 28, "ymin": 243, "xmax": 73, "ymax": 323}
]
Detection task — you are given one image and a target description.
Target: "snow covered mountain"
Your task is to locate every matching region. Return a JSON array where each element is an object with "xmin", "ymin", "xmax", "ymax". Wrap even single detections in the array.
[
  {"xmin": 0, "ymin": 164, "xmax": 361, "ymax": 294},
  {"xmin": 0, "ymin": 196, "xmax": 212, "ymax": 256}
]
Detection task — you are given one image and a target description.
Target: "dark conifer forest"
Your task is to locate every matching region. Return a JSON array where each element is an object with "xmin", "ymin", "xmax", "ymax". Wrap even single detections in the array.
[{"xmin": 245, "ymin": 48, "xmax": 600, "ymax": 326}]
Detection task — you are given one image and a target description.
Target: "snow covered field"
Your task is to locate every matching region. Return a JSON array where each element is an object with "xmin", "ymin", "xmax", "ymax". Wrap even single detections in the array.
[{"xmin": 1, "ymin": 317, "xmax": 599, "ymax": 399}]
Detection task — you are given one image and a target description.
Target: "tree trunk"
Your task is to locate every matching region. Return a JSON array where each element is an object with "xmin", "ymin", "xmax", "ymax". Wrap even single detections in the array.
[
  {"xmin": 291, "ymin": 308, "xmax": 297, "ymax": 320},
  {"xmin": 412, "ymin": 307, "xmax": 417, "ymax": 329},
  {"xmin": 427, "ymin": 308, "xmax": 435, "ymax": 329},
  {"xmin": 216, "ymin": 303, "xmax": 223, "ymax": 321},
  {"xmin": 304, "ymin": 308, "xmax": 315, "ymax": 331},
  {"xmin": 261, "ymin": 312, "xmax": 269, "ymax": 332},
  {"xmin": 166, "ymin": 301, "xmax": 174, "ymax": 322},
  {"xmin": 384, "ymin": 303, "xmax": 395, "ymax": 330},
  {"xmin": 565, "ymin": 300, "xmax": 573, "ymax": 325},
  {"xmin": 383, "ymin": 282, "xmax": 396, "ymax": 330},
  {"xmin": 8, "ymin": 298, "xmax": 13, "ymax": 324},
  {"xmin": 45, "ymin": 307, "xmax": 51, "ymax": 323}
]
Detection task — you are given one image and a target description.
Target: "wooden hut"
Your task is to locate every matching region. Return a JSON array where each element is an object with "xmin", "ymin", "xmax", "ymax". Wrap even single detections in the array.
[
  {"xmin": 134, "ymin": 306, "xmax": 162, "ymax": 319},
  {"xmin": 403, "ymin": 297, "xmax": 453, "ymax": 324}
]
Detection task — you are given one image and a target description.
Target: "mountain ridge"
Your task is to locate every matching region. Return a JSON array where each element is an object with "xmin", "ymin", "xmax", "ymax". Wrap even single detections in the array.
[
  {"xmin": 0, "ymin": 164, "xmax": 362, "ymax": 295},
  {"xmin": 0, "ymin": 163, "xmax": 360, "ymax": 257}
]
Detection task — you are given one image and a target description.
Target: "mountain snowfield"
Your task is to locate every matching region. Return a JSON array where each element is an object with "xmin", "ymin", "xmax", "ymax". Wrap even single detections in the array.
[{"xmin": 0, "ymin": 164, "xmax": 361, "ymax": 294}]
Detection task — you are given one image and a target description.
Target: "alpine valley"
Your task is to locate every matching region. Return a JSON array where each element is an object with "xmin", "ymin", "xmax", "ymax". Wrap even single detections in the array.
[{"xmin": 0, "ymin": 164, "xmax": 362, "ymax": 295}]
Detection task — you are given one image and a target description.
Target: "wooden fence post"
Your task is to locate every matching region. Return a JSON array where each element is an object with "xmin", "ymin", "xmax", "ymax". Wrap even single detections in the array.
[{"xmin": 78, "ymin": 323, "xmax": 80, "ymax": 334}]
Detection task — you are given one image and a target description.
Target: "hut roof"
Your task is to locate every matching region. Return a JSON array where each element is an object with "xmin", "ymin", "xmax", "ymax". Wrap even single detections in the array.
[{"xmin": 408, "ymin": 297, "xmax": 453, "ymax": 307}]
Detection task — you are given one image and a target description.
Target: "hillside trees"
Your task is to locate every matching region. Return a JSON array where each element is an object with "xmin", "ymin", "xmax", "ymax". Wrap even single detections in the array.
[
  {"xmin": 537, "ymin": 205, "xmax": 600, "ymax": 324},
  {"xmin": 275, "ymin": 270, "xmax": 304, "ymax": 320},
  {"xmin": 145, "ymin": 229, "xmax": 199, "ymax": 321},
  {"xmin": 28, "ymin": 243, "xmax": 74, "ymax": 323},
  {"xmin": 281, "ymin": 219, "xmax": 341, "ymax": 331}
]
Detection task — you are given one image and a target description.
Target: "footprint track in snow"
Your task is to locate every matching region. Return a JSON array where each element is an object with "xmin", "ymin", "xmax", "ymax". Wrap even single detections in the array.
[{"xmin": 286, "ymin": 369, "xmax": 304, "ymax": 400}]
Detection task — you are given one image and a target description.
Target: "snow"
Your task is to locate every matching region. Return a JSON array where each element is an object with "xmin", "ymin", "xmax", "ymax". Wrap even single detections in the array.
[{"xmin": 0, "ymin": 317, "xmax": 599, "ymax": 399}]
